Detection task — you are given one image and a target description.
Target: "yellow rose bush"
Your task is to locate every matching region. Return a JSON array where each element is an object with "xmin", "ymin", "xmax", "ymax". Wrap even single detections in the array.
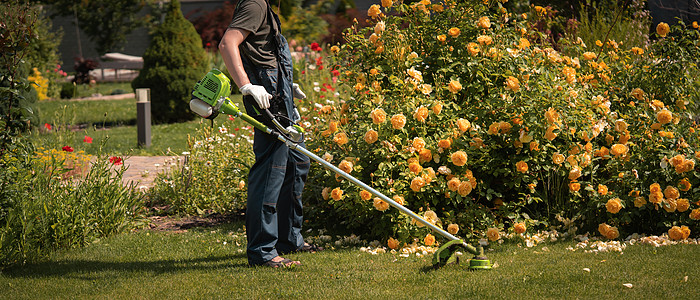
[{"xmin": 298, "ymin": 1, "xmax": 700, "ymax": 243}]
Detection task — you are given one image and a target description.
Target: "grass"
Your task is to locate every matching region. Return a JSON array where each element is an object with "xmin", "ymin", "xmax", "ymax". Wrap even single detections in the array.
[
  {"xmin": 31, "ymin": 94, "xmax": 247, "ymax": 156},
  {"xmin": 1, "ymin": 220, "xmax": 697, "ymax": 299}
]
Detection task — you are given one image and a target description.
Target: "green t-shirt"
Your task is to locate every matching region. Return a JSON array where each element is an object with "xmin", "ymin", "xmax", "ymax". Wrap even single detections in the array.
[{"xmin": 228, "ymin": 0, "xmax": 277, "ymax": 68}]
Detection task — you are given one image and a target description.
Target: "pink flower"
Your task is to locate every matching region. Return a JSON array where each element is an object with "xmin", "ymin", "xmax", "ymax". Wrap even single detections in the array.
[
  {"xmin": 310, "ymin": 42, "xmax": 322, "ymax": 51},
  {"xmin": 62, "ymin": 146, "xmax": 74, "ymax": 152},
  {"xmin": 83, "ymin": 136, "xmax": 93, "ymax": 143},
  {"xmin": 109, "ymin": 156, "xmax": 123, "ymax": 165},
  {"xmin": 44, "ymin": 123, "xmax": 52, "ymax": 130}
]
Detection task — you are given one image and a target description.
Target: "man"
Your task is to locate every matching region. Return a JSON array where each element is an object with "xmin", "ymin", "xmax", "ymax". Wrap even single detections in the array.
[{"xmin": 219, "ymin": 0, "xmax": 316, "ymax": 267}]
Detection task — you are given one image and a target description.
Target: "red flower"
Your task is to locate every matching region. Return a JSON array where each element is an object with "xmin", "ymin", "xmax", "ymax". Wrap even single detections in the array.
[
  {"xmin": 44, "ymin": 123, "xmax": 52, "ymax": 130},
  {"xmin": 109, "ymin": 156, "xmax": 123, "ymax": 165},
  {"xmin": 62, "ymin": 146, "xmax": 74, "ymax": 152},
  {"xmin": 83, "ymin": 136, "xmax": 93, "ymax": 143},
  {"xmin": 310, "ymin": 42, "xmax": 322, "ymax": 51},
  {"xmin": 331, "ymin": 69, "xmax": 340, "ymax": 77},
  {"xmin": 228, "ymin": 116, "xmax": 235, "ymax": 121}
]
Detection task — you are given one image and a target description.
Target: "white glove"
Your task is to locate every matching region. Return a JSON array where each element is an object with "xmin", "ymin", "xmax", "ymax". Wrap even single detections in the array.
[
  {"xmin": 239, "ymin": 83, "xmax": 272, "ymax": 109},
  {"xmin": 292, "ymin": 83, "xmax": 306, "ymax": 99}
]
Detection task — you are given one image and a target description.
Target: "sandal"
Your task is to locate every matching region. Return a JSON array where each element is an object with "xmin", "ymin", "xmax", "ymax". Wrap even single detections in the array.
[
  {"xmin": 261, "ymin": 258, "xmax": 300, "ymax": 268},
  {"xmin": 298, "ymin": 243, "xmax": 324, "ymax": 253}
]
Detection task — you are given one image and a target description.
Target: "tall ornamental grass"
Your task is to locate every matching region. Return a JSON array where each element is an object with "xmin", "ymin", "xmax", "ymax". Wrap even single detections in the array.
[{"xmin": 299, "ymin": 0, "xmax": 700, "ymax": 246}]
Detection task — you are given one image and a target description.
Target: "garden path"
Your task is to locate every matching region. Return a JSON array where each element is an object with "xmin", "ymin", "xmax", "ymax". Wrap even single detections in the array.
[{"xmin": 120, "ymin": 156, "xmax": 180, "ymax": 189}]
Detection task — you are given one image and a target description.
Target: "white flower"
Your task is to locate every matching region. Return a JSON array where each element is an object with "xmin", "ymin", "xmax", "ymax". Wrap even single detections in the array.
[{"xmin": 182, "ymin": 151, "xmax": 190, "ymax": 155}]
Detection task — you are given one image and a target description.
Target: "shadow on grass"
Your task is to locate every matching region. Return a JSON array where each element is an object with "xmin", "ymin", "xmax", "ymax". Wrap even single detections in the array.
[{"xmin": 4, "ymin": 252, "xmax": 249, "ymax": 280}]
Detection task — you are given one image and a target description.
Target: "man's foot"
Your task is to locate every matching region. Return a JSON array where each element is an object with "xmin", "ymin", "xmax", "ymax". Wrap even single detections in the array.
[
  {"xmin": 298, "ymin": 243, "xmax": 324, "ymax": 253},
  {"xmin": 261, "ymin": 256, "xmax": 301, "ymax": 268}
]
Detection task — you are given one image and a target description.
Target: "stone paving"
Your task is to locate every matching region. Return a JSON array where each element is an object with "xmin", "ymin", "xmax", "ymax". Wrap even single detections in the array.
[{"xmin": 120, "ymin": 156, "xmax": 181, "ymax": 189}]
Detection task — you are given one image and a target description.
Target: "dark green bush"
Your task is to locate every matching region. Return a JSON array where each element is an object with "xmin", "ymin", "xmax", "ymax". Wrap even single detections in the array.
[
  {"xmin": 131, "ymin": 0, "xmax": 208, "ymax": 123},
  {"xmin": 60, "ymin": 82, "xmax": 77, "ymax": 99}
]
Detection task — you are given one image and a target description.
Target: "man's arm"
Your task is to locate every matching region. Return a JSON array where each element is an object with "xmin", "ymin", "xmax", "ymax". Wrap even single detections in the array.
[
  {"xmin": 219, "ymin": 28, "xmax": 272, "ymax": 109},
  {"xmin": 219, "ymin": 28, "xmax": 251, "ymax": 88}
]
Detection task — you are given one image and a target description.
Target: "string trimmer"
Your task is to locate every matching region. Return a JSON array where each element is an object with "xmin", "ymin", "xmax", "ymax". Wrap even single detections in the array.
[{"xmin": 189, "ymin": 69, "xmax": 492, "ymax": 270}]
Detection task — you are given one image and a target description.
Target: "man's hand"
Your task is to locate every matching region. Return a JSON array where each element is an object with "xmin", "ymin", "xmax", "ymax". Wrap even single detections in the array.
[
  {"xmin": 239, "ymin": 84, "xmax": 272, "ymax": 109},
  {"xmin": 292, "ymin": 83, "xmax": 306, "ymax": 99}
]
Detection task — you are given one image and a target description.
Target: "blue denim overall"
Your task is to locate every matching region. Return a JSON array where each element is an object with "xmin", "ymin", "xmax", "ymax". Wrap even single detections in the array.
[{"xmin": 240, "ymin": 5, "xmax": 310, "ymax": 266}]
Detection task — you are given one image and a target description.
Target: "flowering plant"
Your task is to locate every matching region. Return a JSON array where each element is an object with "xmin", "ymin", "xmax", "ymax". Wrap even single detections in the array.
[{"xmin": 300, "ymin": 0, "xmax": 700, "ymax": 245}]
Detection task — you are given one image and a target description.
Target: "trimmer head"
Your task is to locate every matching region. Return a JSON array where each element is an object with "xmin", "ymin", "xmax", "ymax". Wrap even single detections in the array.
[{"xmin": 433, "ymin": 239, "xmax": 492, "ymax": 270}]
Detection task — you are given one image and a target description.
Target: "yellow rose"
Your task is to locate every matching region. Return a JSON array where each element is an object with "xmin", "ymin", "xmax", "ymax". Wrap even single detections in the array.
[
  {"xmin": 373, "ymin": 197, "xmax": 390, "ymax": 211},
  {"xmin": 387, "ymin": 237, "xmax": 399, "ymax": 250},
  {"xmin": 413, "ymin": 106, "xmax": 429, "ymax": 122},
  {"xmin": 689, "ymin": 208, "xmax": 700, "ymax": 220},
  {"xmin": 681, "ymin": 226, "xmax": 691, "ymax": 239},
  {"xmin": 390, "ymin": 114, "xmax": 406, "ymax": 129},
  {"xmin": 516, "ymin": 161, "xmax": 528, "ymax": 173},
  {"xmin": 447, "ymin": 223, "xmax": 459, "ymax": 235},
  {"xmin": 677, "ymin": 198, "xmax": 690, "ymax": 212},
  {"xmin": 544, "ymin": 107, "xmax": 560, "ymax": 125},
  {"xmin": 458, "ymin": 181, "xmax": 472, "ymax": 196},
  {"xmin": 476, "ymin": 35, "xmax": 492, "ymax": 45},
  {"xmin": 552, "ymin": 153, "xmax": 565, "ymax": 164},
  {"xmin": 486, "ymin": 227, "xmax": 500, "ymax": 241},
  {"xmin": 392, "ymin": 195, "xmax": 405, "ymax": 206},
  {"xmin": 598, "ymin": 223, "xmax": 611, "ymax": 236},
  {"xmin": 467, "ymin": 42, "xmax": 480, "ymax": 56},
  {"xmin": 448, "ymin": 27, "xmax": 461, "ymax": 37},
  {"xmin": 451, "ymin": 151, "xmax": 468, "ymax": 166},
  {"xmin": 545, "ymin": 125, "xmax": 558, "ymax": 141},
  {"xmin": 664, "ymin": 186, "xmax": 680, "ymax": 200},
  {"xmin": 694, "ymin": 21, "xmax": 699, "ymax": 28},
  {"xmin": 668, "ymin": 226, "xmax": 685, "ymax": 240},
  {"xmin": 364, "ymin": 129, "xmax": 378, "ymax": 144},
  {"xmin": 419, "ymin": 148, "xmax": 432, "ymax": 163},
  {"xmin": 582, "ymin": 51, "xmax": 597, "ymax": 60},
  {"xmin": 370, "ymin": 108, "xmax": 386, "ymax": 124},
  {"xmin": 598, "ymin": 184, "xmax": 609, "ymax": 195},
  {"xmin": 437, "ymin": 34, "xmax": 446, "ymax": 42},
  {"xmin": 518, "ymin": 37, "xmax": 530, "ymax": 49},
  {"xmin": 339, "ymin": 159, "xmax": 353, "ymax": 174},
  {"xmin": 649, "ymin": 191, "xmax": 664, "ymax": 204},
  {"xmin": 634, "ymin": 196, "xmax": 647, "ymax": 208},
  {"xmin": 381, "ymin": 0, "xmax": 393, "ymax": 8},
  {"xmin": 606, "ymin": 198, "xmax": 622, "ymax": 214},
  {"xmin": 360, "ymin": 190, "xmax": 372, "ymax": 201},
  {"xmin": 505, "ymin": 76, "xmax": 520, "ymax": 92},
  {"xmin": 331, "ymin": 187, "xmax": 343, "ymax": 201},
  {"xmin": 656, "ymin": 109, "xmax": 672, "ymax": 124},
  {"xmin": 650, "ymin": 182, "xmax": 662, "ymax": 193},
  {"xmin": 514, "ymin": 222, "xmax": 526, "ymax": 234},
  {"xmin": 333, "ymin": 132, "xmax": 349, "ymax": 146},
  {"xmin": 412, "ymin": 137, "xmax": 426, "ymax": 150},
  {"xmin": 568, "ymin": 167, "xmax": 582, "ymax": 181},
  {"xmin": 368, "ymin": 4, "xmax": 382, "ymax": 18},
  {"xmin": 456, "ymin": 118, "xmax": 471, "ymax": 132},
  {"xmin": 630, "ymin": 47, "xmax": 644, "ymax": 55},
  {"xmin": 477, "ymin": 16, "xmax": 491, "ymax": 29},
  {"xmin": 447, "ymin": 177, "xmax": 461, "ymax": 191},
  {"xmin": 604, "ymin": 226, "xmax": 619, "ymax": 240},
  {"xmin": 656, "ymin": 22, "xmax": 670, "ymax": 37},
  {"xmin": 610, "ymin": 144, "xmax": 628, "ymax": 157},
  {"xmin": 424, "ymin": 234, "xmax": 436, "ymax": 246},
  {"xmin": 410, "ymin": 176, "xmax": 426, "ymax": 192},
  {"xmin": 432, "ymin": 102, "xmax": 442, "ymax": 115},
  {"xmin": 330, "ymin": 45, "xmax": 340, "ymax": 54},
  {"xmin": 375, "ymin": 45, "xmax": 384, "ymax": 54},
  {"xmin": 409, "ymin": 162, "xmax": 423, "ymax": 175},
  {"xmin": 374, "ymin": 21, "xmax": 385, "ymax": 34}
]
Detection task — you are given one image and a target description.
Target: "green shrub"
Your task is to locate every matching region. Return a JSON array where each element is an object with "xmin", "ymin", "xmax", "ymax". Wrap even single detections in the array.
[
  {"xmin": 131, "ymin": 0, "xmax": 208, "ymax": 123},
  {"xmin": 148, "ymin": 120, "xmax": 254, "ymax": 215},
  {"xmin": 298, "ymin": 0, "xmax": 700, "ymax": 245},
  {"xmin": 0, "ymin": 145, "xmax": 145, "ymax": 269},
  {"xmin": 60, "ymin": 82, "xmax": 77, "ymax": 99}
]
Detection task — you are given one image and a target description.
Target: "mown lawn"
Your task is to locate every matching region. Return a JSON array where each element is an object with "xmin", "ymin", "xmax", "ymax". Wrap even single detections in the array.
[
  {"xmin": 1, "ymin": 220, "xmax": 697, "ymax": 299},
  {"xmin": 31, "ymin": 95, "xmax": 247, "ymax": 156}
]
